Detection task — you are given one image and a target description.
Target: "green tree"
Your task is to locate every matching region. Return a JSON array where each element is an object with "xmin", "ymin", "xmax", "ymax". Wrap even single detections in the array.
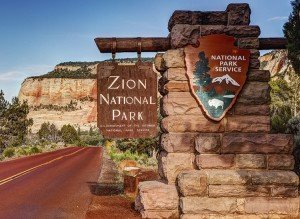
[
  {"xmin": 283, "ymin": 0, "xmax": 300, "ymax": 74},
  {"xmin": 270, "ymin": 79, "xmax": 293, "ymax": 133},
  {"xmin": 38, "ymin": 122, "xmax": 51, "ymax": 141},
  {"xmin": 61, "ymin": 124, "xmax": 79, "ymax": 144},
  {"xmin": 286, "ymin": 116, "xmax": 300, "ymax": 174},
  {"xmin": 38, "ymin": 122, "xmax": 60, "ymax": 142},
  {"xmin": 89, "ymin": 127, "xmax": 93, "ymax": 136},
  {"xmin": 49, "ymin": 123, "xmax": 59, "ymax": 142},
  {"xmin": 194, "ymin": 52, "xmax": 212, "ymax": 87},
  {"xmin": 0, "ymin": 90, "xmax": 8, "ymax": 117},
  {"xmin": 0, "ymin": 90, "xmax": 9, "ymax": 149},
  {"xmin": 0, "ymin": 91, "xmax": 33, "ymax": 151},
  {"xmin": 5, "ymin": 98, "xmax": 33, "ymax": 146},
  {"xmin": 287, "ymin": 70, "xmax": 300, "ymax": 116}
]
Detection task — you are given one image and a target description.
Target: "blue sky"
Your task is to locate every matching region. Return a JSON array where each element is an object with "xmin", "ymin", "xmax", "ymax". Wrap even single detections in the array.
[{"xmin": 0, "ymin": 0, "xmax": 292, "ymax": 100}]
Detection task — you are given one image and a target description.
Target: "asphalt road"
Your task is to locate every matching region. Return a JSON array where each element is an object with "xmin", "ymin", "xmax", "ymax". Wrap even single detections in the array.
[{"xmin": 0, "ymin": 146, "xmax": 102, "ymax": 219}]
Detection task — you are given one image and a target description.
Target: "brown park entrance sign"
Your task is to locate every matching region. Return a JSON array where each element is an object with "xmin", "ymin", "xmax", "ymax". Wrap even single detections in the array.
[
  {"xmin": 97, "ymin": 62, "xmax": 157, "ymax": 138},
  {"xmin": 185, "ymin": 34, "xmax": 250, "ymax": 121}
]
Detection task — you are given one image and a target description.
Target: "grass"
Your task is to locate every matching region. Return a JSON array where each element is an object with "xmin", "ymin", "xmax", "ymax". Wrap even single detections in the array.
[
  {"xmin": 2, "ymin": 146, "xmax": 42, "ymax": 159},
  {"xmin": 104, "ymin": 140, "xmax": 157, "ymax": 168},
  {"xmin": 0, "ymin": 143, "xmax": 63, "ymax": 161},
  {"xmin": 2, "ymin": 147, "xmax": 15, "ymax": 158}
]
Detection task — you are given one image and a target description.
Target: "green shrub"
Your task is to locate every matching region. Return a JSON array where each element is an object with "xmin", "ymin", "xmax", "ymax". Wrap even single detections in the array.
[
  {"xmin": 61, "ymin": 124, "xmax": 79, "ymax": 144},
  {"xmin": 286, "ymin": 116, "xmax": 300, "ymax": 135},
  {"xmin": 109, "ymin": 149, "xmax": 139, "ymax": 162},
  {"xmin": 104, "ymin": 140, "xmax": 116, "ymax": 149},
  {"xmin": 3, "ymin": 147, "xmax": 15, "ymax": 158},
  {"xmin": 30, "ymin": 146, "xmax": 41, "ymax": 154},
  {"xmin": 15, "ymin": 147, "xmax": 28, "ymax": 156},
  {"xmin": 38, "ymin": 122, "xmax": 51, "ymax": 140},
  {"xmin": 271, "ymin": 114, "xmax": 292, "ymax": 133},
  {"xmin": 80, "ymin": 134, "xmax": 103, "ymax": 146},
  {"xmin": 108, "ymin": 144, "xmax": 154, "ymax": 167},
  {"xmin": 73, "ymin": 140, "xmax": 87, "ymax": 147},
  {"xmin": 287, "ymin": 116, "xmax": 300, "ymax": 174},
  {"xmin": 116, "ymin": 138, "xmax": 158, "ymax": 156}
]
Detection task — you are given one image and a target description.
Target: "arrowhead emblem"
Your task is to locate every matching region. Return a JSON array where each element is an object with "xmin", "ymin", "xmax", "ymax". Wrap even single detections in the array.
[{"xmin": 185, "ymin": 34, "xmax": 250, "ymax": 121}]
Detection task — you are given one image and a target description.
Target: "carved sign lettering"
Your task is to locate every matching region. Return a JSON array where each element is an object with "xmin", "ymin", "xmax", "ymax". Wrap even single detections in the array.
[{"xmin": 97, "ymin": 62, "xmax": 158, "ymax": 138}]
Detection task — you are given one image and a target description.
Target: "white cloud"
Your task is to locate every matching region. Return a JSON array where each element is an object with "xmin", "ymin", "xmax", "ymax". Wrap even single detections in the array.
[
  {"xmin": 0, "ymin": 70, "xmax": 26, "ymax": 81},
  {"xmin": 268, "ymin": 16, "xmax": 288, "ymax": 21},
  {"xmin": 0, "ymin": 65, "xmax": 53, "ymax": 81}
]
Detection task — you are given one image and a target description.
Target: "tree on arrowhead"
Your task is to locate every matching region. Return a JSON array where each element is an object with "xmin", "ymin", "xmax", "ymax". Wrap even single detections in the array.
[
  {"xmin": 284, "ymin": 0, "xmax": 300, "ymax": 74},
  {"xmin": 194, "ymin": 51, "xmax": 212, "ymax": 88}
]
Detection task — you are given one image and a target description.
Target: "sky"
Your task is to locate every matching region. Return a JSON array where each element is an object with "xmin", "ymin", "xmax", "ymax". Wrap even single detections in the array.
[{"xmin": 0, "ymin": 0, "xmax": 292, "ymax": 100}]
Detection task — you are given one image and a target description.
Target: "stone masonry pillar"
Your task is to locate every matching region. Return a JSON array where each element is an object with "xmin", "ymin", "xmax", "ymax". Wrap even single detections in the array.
[{"xmin": 135, "ymin": 4, "xmax": 299, "ymax": 219}]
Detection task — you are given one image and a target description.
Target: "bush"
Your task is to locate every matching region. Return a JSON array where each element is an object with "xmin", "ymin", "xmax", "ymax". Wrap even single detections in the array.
[
  {"xmin": 29, "ymin": 146, "xmax": 41, "ymax": 154},
  {"xmin": 38, "ymin": 122, "xmax": 51, "ymax": 140},
  {"xmin": 15, "ymin": 147, "xmax": 28, "ymax": 156},
  {"xmin": 287, "ymin": 116, "xmax": 300, "ymax": 174},
  {"xmin": 80, "ymin": 134, "xmax": 103, "ymax": 146},
  {"xmin": 116, "ymin": 138, "xmax": 158, "ymax": 156},
  {"xmin": 73, "ymin": 140, "xmax": 87, "ymax": 147},
  {"xmin": 103, "ymin": 140, "xmax": 116, "ymax": 149},
  {"xmin": 108, "ymin": 144, "xmax": 156, "ymax": 167},
  {"xmin": 38, "ymin": 122, "xmax": 60, "ymax": 142},
  {"xmin": 3, "ymin": 147, "xmax": 15, "ymax": 158},
  {"xmin": 286, "ymin": 116, "xmax": 300, "ymax": 135},
  {"xmin": 61, "ymin": 124, "xmax": 79, "ymax": 144}
]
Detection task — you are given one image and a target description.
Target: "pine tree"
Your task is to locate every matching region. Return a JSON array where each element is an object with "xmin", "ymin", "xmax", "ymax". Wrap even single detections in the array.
[
  {"xmin": 89, "ymin": 127, "xmax": 93, "ymax": 136},
  {"xmin": 194, "ymin": 52, "xmax": 212, "ymax": 87},
  {"xmin": 5, "ymin": 98, "xmax": 33, "ymax": 145},
  {"xmin": 270, "ymin": 79, "xmax": 293, "ymax": 132},
  {"xmin": 0, "ymin": 90, "xmax": 8, "ymax": 117},
  {"xmin": 49, "ymin": 123, "xmax": 59, "ymax": 142},
  {"xmin": 0, "ymin": 92, "xmax": 33, "ymax": 149},
  {"xmin": 283, "ymin": 0, "xmax": 300, "ymax": 74},
  {"xmin": 61, "ymin": 124, "xmax": 79, "ymax": 144},
  {"xmin": 38, "ymin": 122, "xmax": 51, "ymax": 141},
  {"xmin": 0, "ymin": 90, "xmax": 9, "ymax": 149}
]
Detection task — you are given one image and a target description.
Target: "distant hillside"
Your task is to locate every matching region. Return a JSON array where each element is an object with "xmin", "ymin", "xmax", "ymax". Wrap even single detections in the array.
[
  {"xmin": 259, "ymin": 50, "xmax": 294, "ymax": 79},
  {"xmin": 29, "ymin": 58, "xmax": 154, "ymax": 79}
]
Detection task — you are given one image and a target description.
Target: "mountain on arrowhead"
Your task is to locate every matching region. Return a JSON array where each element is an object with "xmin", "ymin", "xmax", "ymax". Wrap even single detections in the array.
[{"xmin": 212, "ymin": 74, "xmax": 240, "ymax": 86}]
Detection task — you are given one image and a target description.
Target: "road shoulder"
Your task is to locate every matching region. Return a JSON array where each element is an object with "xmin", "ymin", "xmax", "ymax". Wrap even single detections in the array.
[{"xmin": 86, "ymin": 148, "xmax": 140, "ymax": 219}]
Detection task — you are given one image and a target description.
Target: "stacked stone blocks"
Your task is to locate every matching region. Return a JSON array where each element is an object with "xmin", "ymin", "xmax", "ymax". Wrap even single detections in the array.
[{"xmin": 135, "ymin": 4, "xmax": 299, "ymax": 218}]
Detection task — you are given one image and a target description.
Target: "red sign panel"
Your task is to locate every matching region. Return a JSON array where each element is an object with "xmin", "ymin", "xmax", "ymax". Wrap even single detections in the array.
[{"xmin": 185, "ymin": 34, "xmax": 250, "ymax": 121}]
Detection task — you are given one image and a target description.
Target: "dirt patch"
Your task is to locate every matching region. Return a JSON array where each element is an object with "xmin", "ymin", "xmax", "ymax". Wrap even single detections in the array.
[
  {"xmin": 86, "ymin": 149, "xmax": 140, "ymax": 219},
  {"xmin": 86, "ymin": 195, "xmax": 141, "ymax": 219}
]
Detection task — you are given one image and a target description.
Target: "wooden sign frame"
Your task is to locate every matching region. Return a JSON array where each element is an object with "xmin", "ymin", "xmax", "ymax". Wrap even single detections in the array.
[{"xmin": 97, "ymin": 61, "xmax": 158, "ymax": 138}]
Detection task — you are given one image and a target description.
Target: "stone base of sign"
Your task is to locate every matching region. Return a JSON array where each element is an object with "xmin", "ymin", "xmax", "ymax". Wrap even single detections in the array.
[
  {"xmin": 135, "ymin": 181, "xmax": 179, "ymax": 218},
  {"xmin": 124, "ymin": 169, "xmax": 158, "ymax": 198},
  {"xmin": 135, "ymin": 3, "xmax": 299, "ymax": 218}
]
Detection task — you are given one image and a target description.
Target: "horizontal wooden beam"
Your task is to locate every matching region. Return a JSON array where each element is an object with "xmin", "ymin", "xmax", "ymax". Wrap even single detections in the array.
[
  {"xmin": 259, "ymin": 38, "xmax": 287, "ymax": 50},
  {"xmin": 95, "ymin": 37, "xmax": 287, "ymax": 53},
  {"xmin": 94, "ymin": 37, "xmax": 171, "ymax": 53}
]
